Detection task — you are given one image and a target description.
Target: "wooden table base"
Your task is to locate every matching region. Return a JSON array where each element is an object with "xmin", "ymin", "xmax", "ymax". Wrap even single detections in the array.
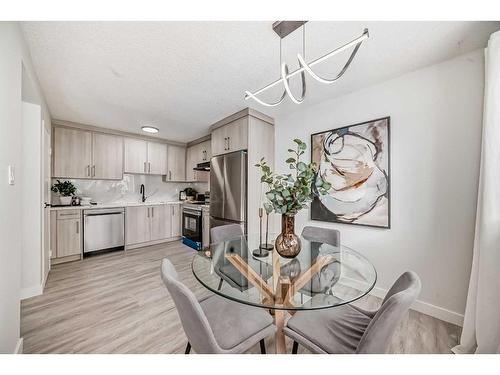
[
  {"xmin": 274, "ymin": 310, "xmax": 286, "ymax": 354},
  {"xmin": 225, "ymin": 250, "xmax": 335, "ymax": 354}
]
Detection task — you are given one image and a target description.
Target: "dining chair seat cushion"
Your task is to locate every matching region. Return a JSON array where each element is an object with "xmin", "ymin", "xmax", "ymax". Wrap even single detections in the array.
[
  {"xmin": 284, "ymin": 303, "xmax": 371, "ymax": 354},
  {"xmin": 200, "ymin": 294, "xmax": 274, "ymax": 350}
]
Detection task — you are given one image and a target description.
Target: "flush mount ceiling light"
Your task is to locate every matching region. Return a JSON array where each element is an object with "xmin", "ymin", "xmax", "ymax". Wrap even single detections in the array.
[
  {"xmin": 244, "ymin": 21, "xmax": 369, "ymax": 107},
  {"xmin": 141, "ymin": 126, "xmax": 159, "ymax": 134}
]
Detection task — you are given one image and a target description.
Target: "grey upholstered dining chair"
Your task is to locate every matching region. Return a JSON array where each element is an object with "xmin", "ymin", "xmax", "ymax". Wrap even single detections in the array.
[
  {"xmin": 285, "ymin": 271, "xmax": 421, "ymax": 354},
  {"xmin": 298, "ymin": 226, "xmax": 341, "ymax": 298},
  {"xmin": 211, "ymin": 224, "xmax": 258, "ymax": 291},
  {"xmin": 160, "ymin": 258, "xmax": 276, "ymax": 354}
]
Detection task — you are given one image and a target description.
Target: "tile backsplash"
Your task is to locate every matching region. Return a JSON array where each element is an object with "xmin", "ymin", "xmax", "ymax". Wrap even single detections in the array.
[{"xmin": 51, "ymin": 174, "xmax": 208, "ymax": 205}]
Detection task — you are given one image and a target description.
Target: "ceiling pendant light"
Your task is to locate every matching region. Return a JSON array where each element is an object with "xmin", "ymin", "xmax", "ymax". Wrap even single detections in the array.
[{"xmin": 244, "ymin": 21, "xmax": 369, "ymax": 106}]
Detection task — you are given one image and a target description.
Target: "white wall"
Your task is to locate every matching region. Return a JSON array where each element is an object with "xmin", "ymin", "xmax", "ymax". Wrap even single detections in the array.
[
  {"xmin": 274, "ymin": 49, "xmax": 485, "ymax": 325},
  {"xmin": 0, "ymin": 22, "xmax": 51, "ymax": 353},
  {"xmin": 21, "ymin": 102, "xmax": 43, "ymax": 299}
]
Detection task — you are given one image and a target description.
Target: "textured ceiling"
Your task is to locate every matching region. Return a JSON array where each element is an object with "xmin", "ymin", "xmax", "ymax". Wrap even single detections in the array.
[{"xmin": 22, "ymin": 21, "xmax": 500, "ymax": 142}]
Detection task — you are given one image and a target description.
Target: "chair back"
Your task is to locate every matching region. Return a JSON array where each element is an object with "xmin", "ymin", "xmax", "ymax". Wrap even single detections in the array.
[
  {"xmin": 301, "ymin": 226, "xmax": 340, "ymax": 247},
  {"xmin": 356, "ymin": 271, "xmax": 421, "ymax": 353},
  {"xmin": 210, "ymin": 224, "xmax": 244, "ymax": 244},
  {"xmin": 160, "ymin": 258, "xmax": 220, "ymax": 353}
]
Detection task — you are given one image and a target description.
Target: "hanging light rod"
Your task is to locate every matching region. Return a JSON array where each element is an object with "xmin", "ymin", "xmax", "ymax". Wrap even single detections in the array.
[{"xmin": 245, "ymin": 27, "xmax": 369, "ymax": 105}]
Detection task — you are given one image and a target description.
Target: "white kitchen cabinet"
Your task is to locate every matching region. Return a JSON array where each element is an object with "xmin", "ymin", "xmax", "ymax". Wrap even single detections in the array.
[
  {"xmin": 150, "ymin": 205, "xmax": 172, "ymax": 241},
  {"xmin": 211, "ymin": 116, "xmax": 248, "ymax": 156},
  {"xmin": 126, "ymin": 204, "xmax": 181, "ymax": 247},
  {"xmin": 186, "ymin": 140, "xmax": 211, "ymax": 182},
  {"xmin": 50, "ymin": 209, "xmax": 82, "ymax": 265},
  {"xmin": 53, "ymin": 127, "xmax": 92, "ymax": 178},
  {"xmin": 166, "ymin": 145, "xmax": 186, "ymax": 181},
  {"xmin": 202, "ymin": 208, "xmax": 210, "ymax": 249},
  {"xmin": 171, "ymin": 204, "xmax": 181, "ymax": 237},
  {"xmin": 124, "ymin": 138, "xmax": 148, "ymax": 174},
  {"xmin": 53, "ymin": 127, "xmax": 124, "ymax": 180},
  {"xmin": 126, "ymin": 206, "xmax": 151, "ymax": 245},
  {"xmin": 124, "ymin": 138, "xmax": 167, "ymax": 175},
  {"xmin": 92, "ymin": 133, "xmax": 123, "ymax": 179},
  {"xmin": 147, "ymin": 142, "xmax": 168, "ymax": 175}
]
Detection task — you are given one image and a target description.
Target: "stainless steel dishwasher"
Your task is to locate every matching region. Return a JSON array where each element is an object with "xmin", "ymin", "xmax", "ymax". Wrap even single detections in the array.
[{"xmin": 83, "ymin": 208, "xmax": 125, "ymax": 254}]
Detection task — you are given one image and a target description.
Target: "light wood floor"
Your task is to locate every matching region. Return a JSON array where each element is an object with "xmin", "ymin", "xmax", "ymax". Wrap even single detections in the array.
[{"xmin": 21, "ymin": 241, "xmax": 461, "ymax": 354}]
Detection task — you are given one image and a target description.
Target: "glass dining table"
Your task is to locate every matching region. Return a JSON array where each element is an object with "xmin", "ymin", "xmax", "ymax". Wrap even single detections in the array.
[{"xmin": 191, "ymin": 233, "xmax": 377, "ymax": 354}]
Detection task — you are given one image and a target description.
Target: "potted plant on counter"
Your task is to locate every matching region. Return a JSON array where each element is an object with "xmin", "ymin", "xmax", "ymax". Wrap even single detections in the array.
[
  {"xmin": 51, "ymin": 180, "xmax": 77, "ymax": 206},
  {"xmin": 256, "ymin": 139, "xmax": 331, "ymax": 258}
]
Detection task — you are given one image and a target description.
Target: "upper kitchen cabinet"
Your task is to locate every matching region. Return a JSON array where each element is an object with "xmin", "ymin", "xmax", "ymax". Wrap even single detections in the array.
[
  {"xmin": 53, "ymin": 127, "xmax": 92, "ymax": 178},
  {"xmin": 92, "ymin": 133, "xmax": 123, "ymax": 179},
  {"xmin": 53, "ymin": 127, "xmax": 123, "ymax": 180},
  {"xmin": 185, "ymin": 139, "xmax": 211, "ymax": 182},
  {"xmin": 211, "ymin": 115, "xmax": 248, "ymax": 156},
  {"xmin": 124, "ymin": 138, "xmax": 167, "ymax": 175},
  {"xmin": 165, "ymin": 144, "xmax": 186, "ymax": 181},
  {"xmin": 124, "ymin": 138, "xmax": 148, "ymax": 174},
  {"xmin": 147, "ymin": 141, "xmax": 168, "ymax": 175}
]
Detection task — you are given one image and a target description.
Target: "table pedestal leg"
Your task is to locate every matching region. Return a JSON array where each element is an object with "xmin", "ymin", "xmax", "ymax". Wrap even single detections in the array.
[{"xmin": 274, "ymin": 310, "xmax": 286, "ymax": 354}]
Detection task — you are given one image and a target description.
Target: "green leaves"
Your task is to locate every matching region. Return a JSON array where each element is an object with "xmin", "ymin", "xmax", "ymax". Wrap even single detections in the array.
[{"xmin": 255, "ymin": 138, "xmax": 330, "ymax": 216}]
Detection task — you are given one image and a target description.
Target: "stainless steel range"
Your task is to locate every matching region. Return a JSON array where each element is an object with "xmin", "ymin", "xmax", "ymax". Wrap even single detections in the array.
[{"xmin": 182, "ymin": 201, "xmax": 209, "ymax": 250}]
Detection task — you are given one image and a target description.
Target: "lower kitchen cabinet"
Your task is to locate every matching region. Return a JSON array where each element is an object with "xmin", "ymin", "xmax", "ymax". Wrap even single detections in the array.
[
  {"xmin": 202, "ymin": 207, "xmax": 210, "ymax": 249},
  {"xmin": 171, "ymin": 204, "xmax": 181, "ymax": 237},
  {"xmin": 50, "ymin": 209, "xmax": 82, "ymax": 265},
  {"xmin": 150, "ymin": 205, "xmax": 172, "ymax": 241},
  {"xmin": 126, "ymin": 204, "xmax": 182, "ymax": 248},
  {"xmin": 125, "ymin": 206, "xmax": 150, "ymax": 245}
]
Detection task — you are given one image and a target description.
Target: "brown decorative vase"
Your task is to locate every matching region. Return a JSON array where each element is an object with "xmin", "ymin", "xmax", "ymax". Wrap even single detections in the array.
[{"xmin": 275, "ymin": 214, "xmax": 302, "ymax": 258}]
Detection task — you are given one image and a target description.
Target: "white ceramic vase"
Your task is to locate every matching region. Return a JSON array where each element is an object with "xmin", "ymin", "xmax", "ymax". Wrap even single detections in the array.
[{"xmin": 59, "ymin": 196, "xmax": 72, "ymax": 206}]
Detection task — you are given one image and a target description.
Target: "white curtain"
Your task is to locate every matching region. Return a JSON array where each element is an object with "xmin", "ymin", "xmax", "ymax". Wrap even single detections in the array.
[{"xmin": 452, "ymin": 31, "xmax": 500, "ymax": 354}]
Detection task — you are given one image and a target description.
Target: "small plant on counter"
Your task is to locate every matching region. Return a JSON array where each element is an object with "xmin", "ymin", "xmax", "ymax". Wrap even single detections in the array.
[
  {"xmin": 255, "ymin": 138, "xmax": 331, "ymax": 216},
  {"xmin": 51, "ymin": 180, "xmax": 76, "ymax": 197}
]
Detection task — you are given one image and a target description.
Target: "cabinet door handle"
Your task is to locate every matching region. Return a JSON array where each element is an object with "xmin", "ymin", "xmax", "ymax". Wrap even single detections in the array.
[
  {"xmin": 144, "ymin": 162, "xmax": 147, "ymax": 173},
  {"xmin": 151, "ymin": 207, "xmax": 154, "ymax": 217},
  {"xmin": 76, "ymin": 221, "xmax": 79, "ymax": 234},
  {"xmin": 227, "ymin": 136, "xmax": 230, "ymax": 150},
  {"xmin": 148, "ymin": 162, "xmax": 151, "ymax": 173},
  {"xmin": 169, "ymin": 170, "xmax": 172, "ymax": 180},
  {"xmin": 147, "ymin": 207, "xmax": 150, "ymax": 218},
  {"xmin": 86, "ymin": 165, "xmax": 90, "ymax": 177},
  {"xmin": 92, "ymin": 165, "xmax": 96, "ymax": 177}
]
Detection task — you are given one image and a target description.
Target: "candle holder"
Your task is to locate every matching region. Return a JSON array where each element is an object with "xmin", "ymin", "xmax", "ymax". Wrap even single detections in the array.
[
  {"xmin": 261, "ymin": 210, "xmax": 274, "ymax": 251},
  {"xmin": 252, "ymin": 208, "xmax": 270, "ymax": 258}
]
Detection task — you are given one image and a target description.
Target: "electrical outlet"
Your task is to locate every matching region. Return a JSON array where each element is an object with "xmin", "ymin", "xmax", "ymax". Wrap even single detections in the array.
[{"xmin": 8, "ymin": 165, "xmax": 15, "ymax": 185}]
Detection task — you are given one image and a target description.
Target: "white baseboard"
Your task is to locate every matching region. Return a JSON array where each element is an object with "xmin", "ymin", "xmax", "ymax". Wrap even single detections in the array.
[
  {"xmin": 368, "ymin": 286, "xmax": 464, "ymax": 327},
  {"xmin": 14, "ymin": 338, "xmax": 23, "ymax": 354},
  {"xmin": 20, "ymin": 284, "xmax": 43, "ymax": 300},
  {"xmin": 342, "ymin": 277, "xmax": 464, "ymax": 327}
]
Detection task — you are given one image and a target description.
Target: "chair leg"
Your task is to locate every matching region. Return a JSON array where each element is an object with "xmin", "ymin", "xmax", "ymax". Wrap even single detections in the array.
[
  {"xmin": 292, "ymin": 341, "xmax": 298, "ymax": 354},
  {"xmin": 185, "ymin": 342, "xmax": 191, "ymax": 354},
  {"xmin": 217, "ymin": 278, "xmax": 223, "ymax": 291},
  {"xmin": 260, "ymin": 339, "xmax": 266, "ymax": 354}
]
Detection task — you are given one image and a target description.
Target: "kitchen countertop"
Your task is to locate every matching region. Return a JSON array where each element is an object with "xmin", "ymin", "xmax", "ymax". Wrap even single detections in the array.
[{"xmin": 50, "ymin": 200, "xmax": 183, "ymax": 211}]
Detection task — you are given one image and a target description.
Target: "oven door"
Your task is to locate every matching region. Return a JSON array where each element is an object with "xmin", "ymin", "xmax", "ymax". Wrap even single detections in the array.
[{"xmin": 182, "ymin": 208, "xmax": 202, "ymax": 243}]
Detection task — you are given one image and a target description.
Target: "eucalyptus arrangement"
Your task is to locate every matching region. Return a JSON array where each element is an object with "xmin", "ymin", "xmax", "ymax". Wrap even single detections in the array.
[{"xmin": 256, "ymin": 139, "xmax": 331, "ymax": 258}]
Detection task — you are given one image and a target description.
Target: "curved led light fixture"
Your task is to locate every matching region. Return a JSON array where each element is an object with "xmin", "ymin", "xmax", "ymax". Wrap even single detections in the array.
[
  {"xmin": 281, "ymin": 62, "xmax": 306, "ymax": 104},
  {"xmin": 245, "ymin": 25, "xmax": 369, "ymax": 106},
  {"xmin": 141, "ymin": 126, "xmax": 159, "ymax": 134}
]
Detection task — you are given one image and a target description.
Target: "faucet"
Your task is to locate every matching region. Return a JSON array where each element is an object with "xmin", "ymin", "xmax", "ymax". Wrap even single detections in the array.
[{"xmin": 140, "ymin": 184, "xmax": 146, "ymax": 202}]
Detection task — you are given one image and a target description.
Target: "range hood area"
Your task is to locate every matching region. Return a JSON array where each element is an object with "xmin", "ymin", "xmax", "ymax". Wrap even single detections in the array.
[{"xmin": 193, "ymin": 162, "xmax": 210, "ymax": 171}]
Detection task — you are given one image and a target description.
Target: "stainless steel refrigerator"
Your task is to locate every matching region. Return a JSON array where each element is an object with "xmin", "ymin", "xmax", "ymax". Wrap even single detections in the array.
[{"xmin": 210, "ymin": 151, "xmax": 247, "ymax": 233}]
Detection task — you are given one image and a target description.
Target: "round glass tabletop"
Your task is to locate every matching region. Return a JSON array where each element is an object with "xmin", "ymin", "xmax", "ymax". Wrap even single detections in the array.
[{"xmin": 191, "ymin": 233, "xmax": 377, "ymax": 311}]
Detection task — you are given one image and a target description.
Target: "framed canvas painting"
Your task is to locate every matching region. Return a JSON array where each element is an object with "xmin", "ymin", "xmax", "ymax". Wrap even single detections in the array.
[{"xmin": 311, "ymin": 117, "xmax": 390, "ymax": 228}]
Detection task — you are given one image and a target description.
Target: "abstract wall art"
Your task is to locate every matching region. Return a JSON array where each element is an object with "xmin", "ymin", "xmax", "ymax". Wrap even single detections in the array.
[{"xmin": 311, "ymin": 117, "xmax": 390, "ymax": 228}]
